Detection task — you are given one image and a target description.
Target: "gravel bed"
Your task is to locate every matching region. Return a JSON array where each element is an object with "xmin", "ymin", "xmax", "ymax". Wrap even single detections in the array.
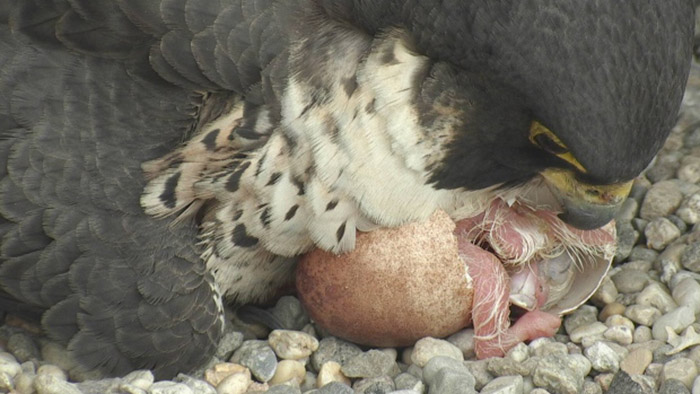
[{"xmin": 1, "ymin": 30, "xmax": 700, "ymax": 394}]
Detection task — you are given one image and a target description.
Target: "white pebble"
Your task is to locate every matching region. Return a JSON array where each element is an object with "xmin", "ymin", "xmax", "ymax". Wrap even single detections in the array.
[
  {"xmin": 634, "ymin": 326, "xmax": 653, "ymax": 343},
  {"xmin": 480, "ymin": 375, "xmax": 524, "ymax": 394},
  {"xmin": 410, "ymin": 337, "xmax": 463, "ymax": 368},
  {"xmin": 584, "ymin": 342, "xmax": 624, "ymax": 373},
  {"xmin": 33, "ymin": 374, "xmax": 83, "ymax": 394},
  {"xmin": 662, "ymin": 357, "xmax": 698, "ymax": 389},
  {"xmin": 569, "ymin": 322, "xmax": 607, "ymax": 344},
  {"xmin": 652, "ymin": 305, "xmax": 696, "ymax": 340},
  {"xmin": 645, "ymin": 217, "xmax": 681, "ymax": 250},
  {"xmin": 636, "ymin": 282, "xmax": 678, "ymax": 313},
  {"xmin": 216, "ymin": 372, "xmax": 252, "ymax": 394},
  {"xmin": 122, "ymin": 370, "xmax": 154, "ymax": 390},
  {"xmin": 672, "ymin": 276, "xmax": 700, "ymax": 314},
  {"xmin": 317, "ymin": 361, "xmax": 350, "ymax": 388},
  {"xmin": 625, "ymin": 304, "xmax": 662, "ymax": 326},
  {"xmin": 603, "ymin": 325, "xmax": 634, "ymax": 346},
  {"xmin": 268, "ymin": 330, "xmax": 319, "ymax": 360},
  {"xmin": 269, "ymin": 359, "xmax": 306, "ymax": 385},
  {"xmin": 677, "ymin": 193, "xmax": 700, "ymax": 224}
]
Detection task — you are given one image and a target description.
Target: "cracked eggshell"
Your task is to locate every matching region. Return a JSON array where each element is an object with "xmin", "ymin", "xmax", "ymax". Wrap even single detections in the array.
[{"xmin": 296, "ymin": 210, "xmax": 473, "ymax": 347}]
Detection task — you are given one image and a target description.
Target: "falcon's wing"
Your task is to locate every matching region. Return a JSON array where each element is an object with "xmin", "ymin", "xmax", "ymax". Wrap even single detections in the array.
[{"xmin": 0, "ymin": 0, "xmax": 286, "ymax": 378}]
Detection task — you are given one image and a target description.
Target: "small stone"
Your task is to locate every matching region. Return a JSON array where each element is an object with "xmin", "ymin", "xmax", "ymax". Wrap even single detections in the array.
[
  {"xmin": 606, "ymin": 370, "xmax": 645, "ymax": 394},
  {"xmin": 121, "ymin": 370, "xmax": 154, "ymax": 390},
  {"xmin": 268, "ymin": 330, "xmax": 319, "ymax": 360},
  {"xmin": 529, "ymin": 340, "xmax": 568, "ymax": 358},
  {"xmin": 590, "ymin": 276, "xmax": 619, "ymax": 306},
  {"xmin": 693, "ymin": 376, "xmax": 700, "ymax": 394},
  {"xmin": 564, "ymin": 305, "xmax": 599, "ymax": 334},
  {"xmin": 645, "ymin": 218, "xmax": 682, "ymax": 250},
  {"xmin": 33, "ymin": 374, "xmax": 83, "ymax": 394},
  {"xmin": 204, "ymin": 363, "xmax": 250, "ymax": 387},
  {"xmin": 581, "ymin": 380, "xmax": 603, "ymax": 394},
  {"xmin": 0, "ymin": 372, "xmax": 12, "ymax": 392},
  {"xmin": 216, "ymin": 372, "xmax": 253, "ymax": 394},
  {"xmin": 662, "ymin": 358, "xmax": 698, "ymax": 389},
  {"xmin": 660, "ymin": 378, "xmax": 691, "ymax": 394},
  {"xmin": 446, "ymin": 329, "xmax": 475, "ymax": 359},
  {"xmin": 317, "ymin": 361, "xmax": 351, "ymax": 388},
  {"xmin": 599, "ymin": 303, "xmax": 626, "ymax": 321},
  {"xmin": 625, "ymin": 305, "xmax": 662, "ymax": 326},
  {"xmin": 7, "ymin": 334, "xmax": 39, "ymax": 363},
  {"xmin": 230, "ymin": 340, "xmax": 278, "ymax": 382},
  {"xmin": 672, "ymin": 276, "xmax": 700, "ymax": 314},
  {"xmin": 636, "ymin": 282, "xmax": 678, "ymax": 313},
  {"xmin": 652, "ymin": 306, "xmax": 696, "ymax": 341},
  {"xmin": 263, "ymin": 384, "xmax": 297, "ymax": 394},
  {"xmin": 464, "ymin": 360, "xmax": 493, "ymax": 391},
  {"xmin": 506, "ymin": 343, "xmax": 529, "ymax": 363},
  {"xmin": 615, "ymin": 222, "xmax": 638, "ymax": 262},
  {"xmin": 316, "ymin": 381, "xmax": 353, "ymax": 394},
  {"xmin": 604, "ymin": 315, "xmax": 635, "ymax": 331},
  {"xmin": 487, "ymin": 357, "xmax": 534, "ymax": 377},
  {"xmin": 394, "ymin": 372, "xmax": 425, "ymax": 392},
  {"xmin": 311, "ymin": 338, "xmax": 362, "ymax": 372},
  {"xmin": 569, "ymin": 322, "xmax": 608, "ymax": 344},
  {"xmin": 428, "ymin": 368, "xmax": 476, "ymax": 394},
  {"xmin": 480, "ymin": 375, "xmax": 524, "ymax": 394},
  {"xmin": 270, "ymin": 359, "xmax": 306, "ymax": 385},
  {"xmin": 0, "ymin": 352, "xmax": 21, "ymax": 377},
  {"xmin": 634, "ymin": 326, "xmax": 653, "ymax": 343},
  {"xmin": 677, "ymin": 193, "xmax": 700, "ymax": 224},
  {"xmin": 584, "ymin": 342, "xmax": 624, "ymax": 373},
  {"xmin": 682, "ymin": 242, "xmax": 700, "ymax": 273},
  {"xmin": 532, "ymin": 354, "xmax": 589, "ymax": 394},
  {"xmin": 268, "ymin": 296, "xmax": 310, "ymax": 330},
  {"xmin": 640, "ymin": 180, "xmax": 684, "ymax": 220},
  {"xmin": 629, "ymin": 246, "xmax": 659, "ymax": 262},
  {"xmin": 174, "ymin": 374, "xmax": 217, "ymax": 394},
  {"xmin": 603, "ymin": 325, "xmax": 634, "ymax": 346},
  {"xmin": 40, "ymin": 342, "xmax": 77, "ymax": 373},
  {"xmin": 410, "ymin": 337, "xmax": 463, "ymax": 368},
  {"xmin": 620, "ymin": 348, "xmax": 653, "ymax": 375},
  {"xmin": 341, "ymin": 349, "xmax": 400, "ymax": 378},
  {"xmin": 215, "ymin": 330, "xmax": 245, "ymax": 360},
  {"xmin": 300, "ymin": 371, "xmax": 317, "ymax": 392},
  {"xmin": 422, "ymin": 356, "xmax": 469, "ymax": 385},
  {"xmin": 352, "ymin": 376, "xmax": 395, "ymax": 394},
  {"xmin": 14, "ymin": 371, "xmax": 35, "ymax": 394}
]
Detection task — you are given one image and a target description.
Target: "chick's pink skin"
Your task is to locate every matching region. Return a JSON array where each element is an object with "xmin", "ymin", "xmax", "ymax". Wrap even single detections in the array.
[{"xmin": 457, "ymin": 240, "xmax": 561, "ymax": 358}]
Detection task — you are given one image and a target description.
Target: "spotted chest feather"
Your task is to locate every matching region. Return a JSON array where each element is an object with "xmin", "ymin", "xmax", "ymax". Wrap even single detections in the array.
[{"xmin": 141, "ymin": 27, "xmax": 490, "ymax": 302}]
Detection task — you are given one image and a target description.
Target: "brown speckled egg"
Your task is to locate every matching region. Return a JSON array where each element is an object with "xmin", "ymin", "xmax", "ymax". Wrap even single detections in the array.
[{"xmin": 296, "ymin": 210, "xmax": 473, "ymax": 347}]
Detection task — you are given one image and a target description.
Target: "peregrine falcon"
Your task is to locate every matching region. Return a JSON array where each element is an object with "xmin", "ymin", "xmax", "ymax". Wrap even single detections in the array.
[{"xmin": 0, "ymin": 0, "xmax": 694, "ymax": 379}]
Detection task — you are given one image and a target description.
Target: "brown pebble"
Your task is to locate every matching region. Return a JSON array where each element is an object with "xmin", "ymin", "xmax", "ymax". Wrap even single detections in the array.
[
  {"xmin": 620, "ymin": 348, "xmax": 653, "ymax": 375},
  {"xmin": 599, "ymin": 302, "xmax": 627, "ymax": 321}
]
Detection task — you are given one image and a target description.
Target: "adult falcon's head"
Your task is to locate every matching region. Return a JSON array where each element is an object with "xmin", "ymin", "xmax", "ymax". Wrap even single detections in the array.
[{"xmin": 337, "ymin": 0, "xmax": 694, "ymax": 230}]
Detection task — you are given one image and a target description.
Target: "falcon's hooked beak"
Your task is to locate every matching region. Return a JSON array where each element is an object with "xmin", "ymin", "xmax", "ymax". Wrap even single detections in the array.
[{"xmin": 540, "ymin": 168, "xmax": 633, "ymax": 230}]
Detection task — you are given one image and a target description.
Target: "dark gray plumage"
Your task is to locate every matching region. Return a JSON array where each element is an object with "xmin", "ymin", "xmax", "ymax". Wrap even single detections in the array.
[{"xmin": 0, "ymin": 0, "xmax": 694, "ymax": 379}]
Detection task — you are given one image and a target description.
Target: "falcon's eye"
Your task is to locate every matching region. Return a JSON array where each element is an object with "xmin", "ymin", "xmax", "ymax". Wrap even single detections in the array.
[
  {"xmin": 529, "ymin": 121, "xmax": 587, "ymax": 173},
  {"xmin": 532, "ymin": 133, "xmax": 568, "ymax": 155}
]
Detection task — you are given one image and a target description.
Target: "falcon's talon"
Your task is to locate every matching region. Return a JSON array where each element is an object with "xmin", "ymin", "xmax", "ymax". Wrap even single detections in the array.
[{"xmin": 0, "ymin": 0, "xmax": 693, "ymax": 379}]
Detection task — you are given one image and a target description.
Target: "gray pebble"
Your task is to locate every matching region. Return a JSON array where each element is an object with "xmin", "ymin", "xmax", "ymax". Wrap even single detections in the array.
[
  {"xmin": 480, "ymin": 375, "xmax": 524, "ymax": 394},
  {"xmin": 590, "ymin": 276, "xmax": 619, "ymax": 306},
  {"xmin": 529, "ymin": 340, "xmax": 568, "ymax": 358},
  {"xmin": 149, "ymin": 381, "xmax": 195, "ymax": 394},
  {"xmin": 446, "ymin": 329, "xmax": 475, "ymax": 359},
  {"xmin": 268, "ymin": 296, "xmax": 310, "ymax": 331},
  {"xmin": 652, "ymin": 306, "xmax": 696, "ymax": 341},
  {"xmin": 625, "ymin": 304, "xmax": 662, "ymax": 326},
  {"xmin": 7, "ymin": 333, "xmax": 40, "ymax": 363},
  {"xmin": 34, "ymin": 373, "xmax": 83, "ymax": 394},
  {"xmin": 640, "ymin": 181, "xmax": 684, "ymax": 220},
  {"xmin": 677, "ymin": 193, "xmax": 700, "ymax": 224},
  {"xmin": 678, "ymin": 158, "xmax": 700, "ymax": 184},
  {"xmin": 266, "ymin": 385, "xmax": 302, "ymax": 394},
  {"xmin": 230, "ymin": 340, "xmax": 278, "ymax": 382},
  {"xmin": 636, "ymin": 282, "xmax": 678, "ymax": 313},
  {"xmin": 671, "ymin": 276, "xmax": 700, "ymax": 313},
  {"xmin": 584, "ymin": 342, "xmax": 623, "ymax": 373},
  {"xmin": 629, "ymin": 246, "xmax": 659, "ymax": 262},
  {"xmin": 563, "ymin": 305, "xmax": 599, "ymax": 334},
  {"xmin": 316, "ymin": 381, "xmax": 354, "ymax": 394},
  {"xmin": 422, "ymin": 356, "xmax": 469, "ymax": 385},
  {"xmin": 394, "ymin": 372, "xmax": 425, "ymax": 392},
  {"xmin": 682, "ymin": 242, "xmax": 700, "ymax": 272},
  {"xmin": 603, "ymin": 326, "xmax": 634, "ymax": 346},
  {"xmin": 660, "ymin": 378, "xmax": 691, "ymax": 394},
  {"xmin": 428, "ymin": 368, "xmax": 476, "ymax": 394},
  {"xmin": 632, "ymin": 218, "xmax": 649, "ymax": 233},
  {"xmin": 669, "ymin": 215, "xmax": 689, "ymax": 233},
  {"xmin": 606, "ymin": 370, "xmax": 645, "ymax": 394},
  {"xmin": 662, "ymin": 358, "xmax": 698, "ymax": 389},
  {"xmin": 410, "ymin": 338, "xmax": 463, "ymax": 368},
  {"xmin": 630, "ymin": 178, "xmax": 651, "ymax": 202},
  {"xmin": 615, "ymin": 222, "xmax": 639, "ymax": 261},
  {"xmin": 645, "ymin": 217, "xmax": 681, "ymax": 250},
  {"xmin": 569, "ymin": 322, "xmax": 607, "ymax": 344},
  {"xmin": 75, "ymin": 378, "xmax": 121, "ymax": 394},
  {"xmin": 617, "ymin": 198, "xmax": 640, "ymax": 222},
  {"xmin": 532, "ymin": 354, "xmax": 589, "ymax": 394},
  {"xmin": 173, "ymin": 374, "xmax": 216, "ymax": 394},
  {"xmin": 341, "ymin": 349, "xmax": 400, "ymax": 379},
  {"xmin": 634, "ymin": 326, "xmax": 653, "ymax": 343},
  {"xmin": 581, "ymin": 380, "xmax": 603, "ymax": 394},
  {"xmin": 311, "ymin": 337, "xmax": 362, "ymax": 372},
  {"xmin": 352, "ymin": 376, "xmax": 395, "ymax": 393},
  {"xmin": 215, "ymin": 330, "xmax": 245, "ymax": 360},
  {"xmin": 464, "ymin": 360, "xmax": 493, "ymax": 391},
  {"xmin": 487, "ymin": 357, "xmax": 534, "ymax": 377}
]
